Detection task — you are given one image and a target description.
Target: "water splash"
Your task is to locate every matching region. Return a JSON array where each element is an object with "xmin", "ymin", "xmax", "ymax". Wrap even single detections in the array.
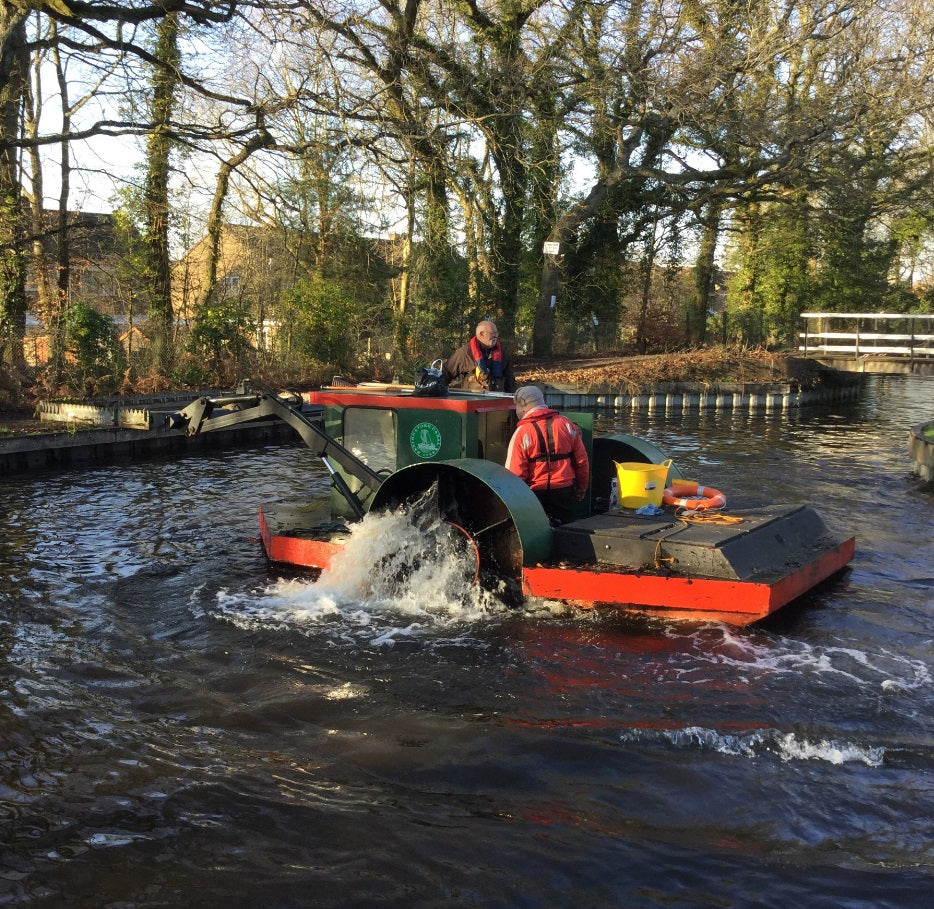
[
  {"xmin": 621, "ymin": 725, "xmax": 887, "ymax": 766},
  {"xmin": 211, "ymin": 497, "xmax": 513, "ymax": 645}
]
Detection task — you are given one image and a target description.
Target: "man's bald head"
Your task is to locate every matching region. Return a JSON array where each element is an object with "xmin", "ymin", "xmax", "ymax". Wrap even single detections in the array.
[{"xmin": 475, "ymin": 321, "xmax": 499, "ymax": 347}]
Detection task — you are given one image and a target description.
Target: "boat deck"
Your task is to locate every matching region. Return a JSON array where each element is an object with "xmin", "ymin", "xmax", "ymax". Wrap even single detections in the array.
[{"xmin": 551, "ymin": 504, "xmax": 847, "ymax": 582}]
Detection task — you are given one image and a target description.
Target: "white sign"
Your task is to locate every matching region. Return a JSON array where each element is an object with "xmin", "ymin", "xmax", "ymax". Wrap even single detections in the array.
[{"xmin": 543, "ymin": 241, "xmax": 561, "ymax": 255}]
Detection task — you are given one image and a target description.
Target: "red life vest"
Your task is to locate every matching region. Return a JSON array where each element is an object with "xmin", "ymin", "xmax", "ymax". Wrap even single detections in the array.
[{"xmin": 506, "ymin": 408, "xmax": 590, "ymax": 492}]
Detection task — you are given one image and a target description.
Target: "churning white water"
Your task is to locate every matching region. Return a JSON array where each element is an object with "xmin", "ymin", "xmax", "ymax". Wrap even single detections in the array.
[{"xmin": 211, "ymin": 494, "xmax": 517, "ymax": 645}]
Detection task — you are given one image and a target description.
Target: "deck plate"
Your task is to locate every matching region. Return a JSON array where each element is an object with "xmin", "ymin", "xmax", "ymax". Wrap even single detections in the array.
[{"xmin": 551, "ymin": 505, "xmax": 841, "ymax": 581}]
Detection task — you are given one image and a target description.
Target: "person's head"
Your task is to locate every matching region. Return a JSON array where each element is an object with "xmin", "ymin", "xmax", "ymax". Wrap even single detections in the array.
[
  {"xmin": 514, "ymin": 385, "xmax": 546, "ymax": 419},
  {"xmin": 475, "ymin": 320, "xmax": 499, "ymax": 348}
]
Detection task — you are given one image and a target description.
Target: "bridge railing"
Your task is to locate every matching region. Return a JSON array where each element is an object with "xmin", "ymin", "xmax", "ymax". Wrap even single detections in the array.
[{"xmin": 798, "ymin": 312, "xmax": 934, "ymax": 359}]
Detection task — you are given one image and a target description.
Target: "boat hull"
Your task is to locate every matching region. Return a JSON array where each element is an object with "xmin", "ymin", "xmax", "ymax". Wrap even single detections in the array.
[
  {"xmin": 258, "ymin": 502, "xmax": 348, "ymax": 570},
  {"xmin": 521, "ymin": 536, "xmax": 855, "ymax": 625},
  {"xmin": 257, "ymin": 501, "xmax": 855, "ymax": 626}
]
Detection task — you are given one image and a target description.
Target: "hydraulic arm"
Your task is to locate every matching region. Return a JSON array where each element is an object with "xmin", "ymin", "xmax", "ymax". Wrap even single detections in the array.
[{"xmin": 167, "ymin": 391, "xmax": 383, "ymax": 518}]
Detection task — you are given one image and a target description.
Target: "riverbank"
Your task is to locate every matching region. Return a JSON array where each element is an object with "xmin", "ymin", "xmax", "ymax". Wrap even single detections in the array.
[
  {"xmin": 0, "ymin": 349, "xmax": 844, "ymax": 439},
  {"xmin": 0, "ymin": 419, "xmax": 298, "ymax": 474},
  {"xmin": 515, "ymin": 347, "xmax": 832, "ymax": 389},
  {"xmin": 0, "ymin": 349, "xmax": 864, "ymax": 475},
  {"xmin": 517, "ymin": 350, "xmax": 859, "ymax": 412}
]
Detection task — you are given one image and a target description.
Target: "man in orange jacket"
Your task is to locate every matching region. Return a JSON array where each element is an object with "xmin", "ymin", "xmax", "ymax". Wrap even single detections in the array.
[{"xmin": 505, "ymin": 386, "xmax": 590, "ymax": 524}]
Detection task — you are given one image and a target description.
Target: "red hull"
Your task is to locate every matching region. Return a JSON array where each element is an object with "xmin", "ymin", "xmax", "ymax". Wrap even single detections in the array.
[
  {"xmin": 258, "ymin": 506, "xmax": 344, "ymax": 569},
  {"xmin": 521, "ymin": 536, "xmax": 855, "ymax": 625}
]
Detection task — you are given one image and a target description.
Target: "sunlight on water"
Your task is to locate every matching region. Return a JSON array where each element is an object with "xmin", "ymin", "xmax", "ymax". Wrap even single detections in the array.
[{"xmin": 211, "ymin": 500, "xmax": 517, "ymax": 645}]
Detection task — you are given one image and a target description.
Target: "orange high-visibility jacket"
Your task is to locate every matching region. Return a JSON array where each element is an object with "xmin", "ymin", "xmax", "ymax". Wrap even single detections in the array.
[{"xmin": 505, "ymin": 408, "xmax": 590, "ymax": 492}]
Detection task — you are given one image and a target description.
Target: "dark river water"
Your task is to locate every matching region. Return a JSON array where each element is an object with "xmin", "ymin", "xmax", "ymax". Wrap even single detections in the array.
[{"xmin": 2, "ymin": 375, "xmax": 932, "ymax": 908}]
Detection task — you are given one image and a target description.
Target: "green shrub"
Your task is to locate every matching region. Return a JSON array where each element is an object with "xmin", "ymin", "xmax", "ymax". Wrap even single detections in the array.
[
  {"xmin": 186, "ymin": 298, "xmax": 256, "ymax": 381},
  {"xmin": 63, "ymin": 302, "xmax": 126, "ymax": 391},
  {"xmin": 286, "ymin": 275, "xmax": 358, "ymax": 370}
]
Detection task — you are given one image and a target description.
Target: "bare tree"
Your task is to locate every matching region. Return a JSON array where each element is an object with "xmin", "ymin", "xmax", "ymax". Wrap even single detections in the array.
[
  {"xmin": 0, "ymin": 0, "xmax": 240, "ymax": 373},
  {"xmin": 0, "ymin": 3, "xmax": 29, "ymax": 369}
]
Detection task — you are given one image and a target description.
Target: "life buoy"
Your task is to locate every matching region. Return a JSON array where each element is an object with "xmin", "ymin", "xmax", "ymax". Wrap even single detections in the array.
[{"xmin": 663, "ymin": 482, "xmax": 727, "ymax": 511}]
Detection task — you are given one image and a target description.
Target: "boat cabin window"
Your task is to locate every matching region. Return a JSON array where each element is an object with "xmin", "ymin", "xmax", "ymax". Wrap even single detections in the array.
[
  {"xmin": 478, "ymin": 410, "xmax": 515, "ymax": 465},
  {"xmin": 343, "ymin": 407, "xmax": 397, "ymax": 475}
]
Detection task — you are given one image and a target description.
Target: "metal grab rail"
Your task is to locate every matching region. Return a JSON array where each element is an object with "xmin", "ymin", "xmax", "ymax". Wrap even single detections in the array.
[{"xmin": 798, "ymin": 312, "xmax": 934, "ymax": 359}]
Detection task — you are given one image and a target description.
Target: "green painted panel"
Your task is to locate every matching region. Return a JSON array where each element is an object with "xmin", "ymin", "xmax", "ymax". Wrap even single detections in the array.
[
  {"xmin": 564, "ymin": 411, "xmax": 595, "ymax": 519},
  {"xmin": 396, "ymin": 410, "xmax": 466, "ymax": 464}
]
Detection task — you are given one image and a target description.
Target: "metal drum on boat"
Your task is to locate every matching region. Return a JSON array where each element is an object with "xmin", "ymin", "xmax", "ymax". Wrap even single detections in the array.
[{"xmin": 370, "ymin": 458, "xmax": 552, "ymax": 587}]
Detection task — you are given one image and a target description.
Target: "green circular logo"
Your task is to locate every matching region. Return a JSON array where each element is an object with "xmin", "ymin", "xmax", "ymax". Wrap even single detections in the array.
[{"xmin": 410, "ymin": 421, "xmax": 442, "ymax": 459}]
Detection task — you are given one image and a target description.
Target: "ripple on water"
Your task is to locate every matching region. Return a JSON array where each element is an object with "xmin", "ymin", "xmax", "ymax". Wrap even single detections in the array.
[{"xmin": 2, "ymin": 379, "xmax": 934, "ymax": 903}]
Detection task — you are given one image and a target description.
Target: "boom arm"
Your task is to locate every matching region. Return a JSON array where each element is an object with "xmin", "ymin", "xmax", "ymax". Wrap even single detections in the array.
[{"xmin": 167, "ymin": 392, "xmax": 383, "ymax": 518}]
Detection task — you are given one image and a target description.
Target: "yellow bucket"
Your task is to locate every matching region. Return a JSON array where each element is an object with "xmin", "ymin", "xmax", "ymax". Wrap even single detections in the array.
[{"xmin": 615, "ymin": 459, "xmax": 672, "ymax": 509}]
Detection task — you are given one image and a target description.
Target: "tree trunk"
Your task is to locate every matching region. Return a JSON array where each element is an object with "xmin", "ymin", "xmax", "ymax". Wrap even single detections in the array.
[
  {"xmin": 24, "ymin": 39, "xmax": 54, "ymax": 318},
  {"xmin": 143, "ymin": 12, "xmax": 180, "ymax": 373},
  {"xmin": 199, "ymin": 127, "xmax": 274, "ymax": 310},
  {"xmin": 50, "ymin": 26, "xmax": 71, "ymax": 380},
  {"xmin": 394, "ymin": 189, "xmax": 415, "ymax": 355},
  {"xmin": 637, "ymin": 218, "xmax": 659, "ymax": 354},
  {"xmin": 688, "ymin": 201, "xmax": 722, "ymax": 345},
  {"xmin": 54, "ymin": 151, "xmax": 70, "ymax": 369},
  {"xmin": 0, "ymin": 5, "xmax": 28, "ymax": 370},
  {"xmin": 532, "ymin": 171, "xmax": 617, "ymax": 356},
  {"xmin": 490, "ymin": 160, "xmax": 524, "ymax": 339}
]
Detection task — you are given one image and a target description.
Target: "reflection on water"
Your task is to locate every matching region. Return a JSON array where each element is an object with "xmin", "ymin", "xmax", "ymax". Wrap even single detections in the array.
[{"xmin": 1, "ymin": 375, "xmax": 933, "ymax": 907}]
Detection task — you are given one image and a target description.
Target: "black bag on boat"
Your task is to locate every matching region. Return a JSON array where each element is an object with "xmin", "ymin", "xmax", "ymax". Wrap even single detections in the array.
[{"xmin": 413, "ymin": 360, "xmax": 448, "ymax": 397}]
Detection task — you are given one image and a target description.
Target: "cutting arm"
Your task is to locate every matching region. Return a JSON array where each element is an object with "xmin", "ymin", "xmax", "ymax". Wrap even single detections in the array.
[{"xmin": 167, "ymin": 391, "xmax": 382, "ymax": 518}]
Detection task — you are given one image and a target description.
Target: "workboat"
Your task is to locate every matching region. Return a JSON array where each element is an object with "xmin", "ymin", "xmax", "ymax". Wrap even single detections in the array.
[{"xmin": 170, "ymin": 382, "xmax": 855, "ymax": 626}]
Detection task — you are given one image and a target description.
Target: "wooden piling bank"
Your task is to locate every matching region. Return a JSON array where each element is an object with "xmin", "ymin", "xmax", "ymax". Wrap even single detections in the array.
[
  {"xmin": 0, "ymin": 377, "xmax": 863, "ymax": 476},
  {"xmin": 0, "ymin": 420, "xmax": 297, "ymax": 475},
  {"xmin": 541, "ymin": 377, "xmax": 863, "ymax": 412}
]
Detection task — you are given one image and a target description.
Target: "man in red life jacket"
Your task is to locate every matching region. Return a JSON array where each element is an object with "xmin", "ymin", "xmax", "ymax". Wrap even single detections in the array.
[
  {"xmin": 505, "ymin": 385, "xmax": 590, "ymax": 525},
  {"xmin": 442, "ymin": 320, "xmax": 516, "ymax": 393}
]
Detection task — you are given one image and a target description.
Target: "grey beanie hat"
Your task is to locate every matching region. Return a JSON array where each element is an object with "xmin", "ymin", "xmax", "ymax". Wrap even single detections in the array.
[{"xmin": 514, "ymin": 385, "xmax": 545, "ymax": 418}]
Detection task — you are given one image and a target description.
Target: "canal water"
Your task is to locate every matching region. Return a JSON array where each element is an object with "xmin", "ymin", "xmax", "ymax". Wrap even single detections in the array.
[{"xmin": 1, "ymin": 375, "xmax": 932, "ymax": 908}]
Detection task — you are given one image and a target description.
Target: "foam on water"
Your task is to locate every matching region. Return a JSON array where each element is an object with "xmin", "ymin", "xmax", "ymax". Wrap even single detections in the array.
[
  {"xmin": 660, "ymin": 623, "xmax": 933, "ymax": 692},
  {"xmin": 211, "ymin": 503, "xmax": 517, "ymax": 645},
  {"xmin": 620, "ymin": 725, "xmax": 887, "ymax": 766}
]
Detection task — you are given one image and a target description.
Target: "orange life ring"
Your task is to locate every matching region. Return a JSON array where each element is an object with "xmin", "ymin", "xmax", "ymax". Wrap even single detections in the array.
[{"xmin": 663, "ymin": 482, "xmax": 727, "ymax": 511}]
